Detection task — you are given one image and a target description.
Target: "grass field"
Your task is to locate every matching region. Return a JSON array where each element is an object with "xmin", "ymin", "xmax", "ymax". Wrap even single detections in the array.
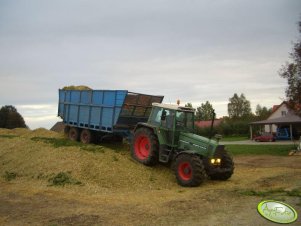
[
  {"xmin": 221, "ymin": 136, "xmax": 249, "ymax": 141},
  {"xmin": 227, "ymin": 144, "xmax": 295, "ymax": 156},
  {"xmin": 0, "ymin": 128, "xmax": 300, "ymax": 226}
]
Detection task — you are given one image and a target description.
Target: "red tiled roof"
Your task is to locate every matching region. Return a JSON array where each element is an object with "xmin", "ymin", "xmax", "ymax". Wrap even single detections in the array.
[{"xmin": 195, "ymin": 119, "xmax": 223, "ymax": 128}]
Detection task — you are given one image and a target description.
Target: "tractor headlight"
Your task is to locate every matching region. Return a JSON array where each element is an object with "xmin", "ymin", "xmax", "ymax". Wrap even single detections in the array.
[{"xmin": 210, "ymin": 158, "xmax": 221, "ymax": 165}]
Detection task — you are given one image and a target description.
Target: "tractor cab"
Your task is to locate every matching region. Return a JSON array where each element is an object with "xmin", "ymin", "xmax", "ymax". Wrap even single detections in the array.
[{"xmin": 147, "ymin": 103, "xmax": 195, "ymax": 147}]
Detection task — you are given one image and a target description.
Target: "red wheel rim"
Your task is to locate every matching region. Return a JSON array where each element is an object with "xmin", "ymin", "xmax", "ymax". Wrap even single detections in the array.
[
  {"xmin": 178, "ymin": 162, "xmax": 192, "ymax": 181},
  {"xmin": 134, "ymin": 135, "xmax": 150, "ymax": 160}
]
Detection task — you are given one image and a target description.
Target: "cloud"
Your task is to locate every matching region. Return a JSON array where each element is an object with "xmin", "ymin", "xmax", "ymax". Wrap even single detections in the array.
[
  {"xmin": 16, "ymin": 104, "xmax": 59, "ymax": 129},
  {"xmin": 0, "ymin": 0, "xmax": 300, "ymax": 128}
]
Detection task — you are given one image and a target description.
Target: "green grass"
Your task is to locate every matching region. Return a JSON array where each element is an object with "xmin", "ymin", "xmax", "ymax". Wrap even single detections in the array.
[
  {"xmin": 227, "ymin": 145, "xmax": 294, "ymax": 156},
  {"xmin": 239, "ymin": 188, "xmax": 301, "ymax": 204},
  {"xmin": 221, "ymin": 136, "xmax": 248, "ymax": 141}
]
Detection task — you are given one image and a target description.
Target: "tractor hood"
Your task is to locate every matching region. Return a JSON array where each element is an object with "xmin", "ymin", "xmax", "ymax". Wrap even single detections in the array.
[{"xmin": 178, "ymin": 132, "xmax": 218, "ymax": 157}]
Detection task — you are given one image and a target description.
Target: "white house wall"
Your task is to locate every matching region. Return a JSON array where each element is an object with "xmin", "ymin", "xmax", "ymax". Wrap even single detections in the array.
[{"xmin": 264, "ymin": 104, "xmax": 290, "ymax": 133}]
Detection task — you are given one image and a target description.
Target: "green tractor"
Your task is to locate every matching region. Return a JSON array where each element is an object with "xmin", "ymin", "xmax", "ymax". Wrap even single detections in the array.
[{"xmin": 131, "ymin": 103, "xmax": 234, "ymax": 187}]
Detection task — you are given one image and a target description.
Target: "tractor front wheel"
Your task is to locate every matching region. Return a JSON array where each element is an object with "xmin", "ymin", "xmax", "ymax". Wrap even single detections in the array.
[
  {"xmin": 208, "ymin": 150, "xmax": 234, "ymax": 180},
  {"xmin": 131, "ymin": 127, "xmax": 159, "ymax": 166},
  {"xmin": 174, "ymin": 154, "xmax": 206, "ymax": 187}
]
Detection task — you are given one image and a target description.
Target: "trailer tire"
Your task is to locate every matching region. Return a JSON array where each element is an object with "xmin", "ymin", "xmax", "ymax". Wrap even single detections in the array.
[
  {"xmin": 68, "ymin": 127, "xmax": 80, "ymax": 141},
  {"xmin": 131, "ymin": 127, "xmax": 159, "ymax": 166},
  {"xmin": 64, "ymin": 125, "xmax": 70, "ymax": 136},
  {"xmin": 80, "ymin": 129, "xmax": 94, "ymax": 144},
  {"xmin": 174, "ymin": 154, "xmax": 206, "ymax": 187}
]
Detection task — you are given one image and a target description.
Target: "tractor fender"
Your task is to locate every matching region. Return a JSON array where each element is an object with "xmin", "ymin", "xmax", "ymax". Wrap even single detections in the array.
[
  {"xmin": 174, "ymin": 150, "xmax": 203, "ymax": 159},
  {"xmin": 133, "ymin": 122, "xmax": 156, "ymax": 133}
]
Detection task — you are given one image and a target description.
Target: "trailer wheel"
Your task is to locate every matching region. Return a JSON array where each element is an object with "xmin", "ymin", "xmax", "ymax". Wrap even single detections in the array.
[
  {"xmin": 80, "ymin": 129, "xmax": 94, "ymax": 144},
  {"xmin": 131, "ymin": 127, "xmax": 158, "ymax": 166},
  {"xmin": 174, "ymin": 154, "xmax": 206, "ymax": 187},
  {"xmin": 69, "ymin": 127, "xmax": 79, "ymax": 141}
]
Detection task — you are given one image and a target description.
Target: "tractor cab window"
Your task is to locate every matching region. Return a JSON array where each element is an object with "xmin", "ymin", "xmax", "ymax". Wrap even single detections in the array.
[
  {"xmin": 176, "ymin": 111, "xmax": 194, "ymax": 131},
  {"xmin": 161, "ymin": 109, "xmax": 174, "ymax": 129},
  {"xmin": 149, "ymin": 107, "xmax": 162, "ymax": 126}
]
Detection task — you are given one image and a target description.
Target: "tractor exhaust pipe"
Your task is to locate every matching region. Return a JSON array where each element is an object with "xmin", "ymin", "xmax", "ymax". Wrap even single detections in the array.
[{"xmin": 209, "ymin": 110, "xmax": 216, "ymax": 139}]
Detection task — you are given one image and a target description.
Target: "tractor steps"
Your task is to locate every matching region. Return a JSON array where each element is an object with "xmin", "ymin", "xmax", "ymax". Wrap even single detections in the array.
[{"xmin": 159, "ymin": 148, "xmax": 172, "ymax": 163}]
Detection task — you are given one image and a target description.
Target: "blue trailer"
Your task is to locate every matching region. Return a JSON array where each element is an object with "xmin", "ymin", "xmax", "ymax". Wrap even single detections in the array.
[{"xmin": 58, "ymin": 89, "xmax": 164, "ymax": 143}]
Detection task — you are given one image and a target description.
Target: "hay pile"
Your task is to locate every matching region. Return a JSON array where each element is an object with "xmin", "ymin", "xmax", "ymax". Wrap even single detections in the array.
[
  {"xmin": 62, "ymin": 85, "xmax": 92, "ymax": 90},
  {"xmin": 0, "ymin": 128, "xmax": 176, "ymax": 194}
]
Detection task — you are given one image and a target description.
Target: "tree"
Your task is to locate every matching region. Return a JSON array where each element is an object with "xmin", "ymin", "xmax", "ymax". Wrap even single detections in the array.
[
  {"xmin": 185, "ymin": 103, "xmax": 193, "ymax": 108},
  {"xmin": 195, "ymin": 101, "xmax": 215, "ymax": 121},
  {"xmin": 255, "ymin": 104, "xmax": 272, "ymax": 120},
  {"xmin": 227, "ymin": 93, "xmax": 252, "ymax": 119},
  {"xmin": 279, "ymin": 21, "xmax": 301, "ymax": 115},
  {"xmin": 0, "ymin": 105, "xmax": 27, "ymax": 129}
]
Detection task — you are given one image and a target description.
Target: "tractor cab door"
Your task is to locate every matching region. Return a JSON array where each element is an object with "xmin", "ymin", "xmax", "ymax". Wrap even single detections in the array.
[{"xmin": 159, "ymin": 109, "xmax": 175, "ymax": 147}]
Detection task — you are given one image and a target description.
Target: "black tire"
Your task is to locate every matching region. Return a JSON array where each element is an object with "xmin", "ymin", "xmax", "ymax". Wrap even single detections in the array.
[
  {"xmin": 174, "ymin": 154, "xmax": 206, "ymax": 187},
  {"xmin": 131, "ymin": 127, "xmax": 159, "ymax": 166},
  {"xmin": 64, "ymin": 125, "xmax": 70, "ymax": 136},
  {"xmin": 208, "ymin": 149, "xmax": 234, "ymax": 180},
  {"xmin": 80, "ymin": 129, "xmax": 94, "ymax": 144},
  {"xmin": 68, "ymin": 127, "xmax": 80, "ymax": 141}
]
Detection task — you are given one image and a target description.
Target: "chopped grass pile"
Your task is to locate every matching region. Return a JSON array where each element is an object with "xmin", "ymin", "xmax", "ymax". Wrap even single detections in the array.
[
  {"xmin": 30, "ymin": 137, "xmax": 105, "ymax": 153},
  {"xmin": 0, "ymin": 128, "xmax": 175, "ymax": 192},
  {"xmin": 3, "ymin": 171, "xmax": 17, "ymax": 181},
  {"xmin": 62, "ymin": 85, "xmax": 92, "ymax": 90}
]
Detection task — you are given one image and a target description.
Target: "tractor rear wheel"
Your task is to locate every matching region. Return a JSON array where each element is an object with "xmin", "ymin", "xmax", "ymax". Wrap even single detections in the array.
[
  {"xmin": 174, "ymin": 154, "xmax": 206, "ymax": 187},
  {"xmin": 68, "ymin": 127, "xmax": 80, "ymax": 141},
  {"xmin": 131, "ymin": 127, "xmax": 159, "ymax": 166},
  {"xmin": 208, "ymin": 150, "xmax": 234, "ymax": 180},
  {"xmin": 80, "ymin": 129, "xmax": 94, "ymax": 144}
]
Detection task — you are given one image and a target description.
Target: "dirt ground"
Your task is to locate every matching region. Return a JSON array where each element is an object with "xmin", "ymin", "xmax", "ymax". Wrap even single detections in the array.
[{"xmin": 1, "ymin": 155, "xmax": 300, "ymax": 226}]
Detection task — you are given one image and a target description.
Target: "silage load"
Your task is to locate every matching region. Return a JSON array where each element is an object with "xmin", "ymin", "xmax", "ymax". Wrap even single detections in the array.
[{"xmin": 62, "ymin": 85, "xmax": 92, "ymax": 90}]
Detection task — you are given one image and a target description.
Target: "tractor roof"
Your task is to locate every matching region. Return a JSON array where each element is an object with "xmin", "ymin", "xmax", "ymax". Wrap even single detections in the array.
[{"xmin": 152, "ymin": 103, "xmax": 195, "ymax": 112}]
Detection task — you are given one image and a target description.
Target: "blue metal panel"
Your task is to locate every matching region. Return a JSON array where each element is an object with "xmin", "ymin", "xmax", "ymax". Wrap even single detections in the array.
[
  {"xmin": 114, "ymin": 107, "xmax": 122, "ymax": 124},
  {"xmin": 79, "ymin": 106, "xmax": 89, "ymax": 124},
  {"xmin": 81, "ymin": 91, "xmax": 92, "ymax": 104},
  {"xmin": 67, "ymin": 91, "xmax": 71, "ymax": 101},
  {"xmin": 116, "ymin": 91, "xmax": 127, "ymax": 106},
  {"xmin": 92, "ymin": 91, "xmax": 103, "ymax": 105},
  {"xmin": 102, "ymin": 107, "xmax": 113, "ymax": 129},
  {"xmin": 58, "ymin": 89, "xmax": 128, "ymax": 132},
  {"xmin": 90, "ymin": 107, "xmax": 101, "ymax": 126},
  {"xmin": 103, "ymin": 91, "xmax": 115, "ymax": 106},
  {"xmin": 71, "ymin": 91, "xmax": 80, "ymax": 103},
  {"xmin": 69, "ymin": 105, "xmax": 78, "ymax": 123}
]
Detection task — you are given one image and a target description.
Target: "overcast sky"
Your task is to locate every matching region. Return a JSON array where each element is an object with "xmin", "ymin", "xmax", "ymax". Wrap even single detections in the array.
[{"xmin": 1, "ymin": 0, "xmax": 301, "ymax": 129}]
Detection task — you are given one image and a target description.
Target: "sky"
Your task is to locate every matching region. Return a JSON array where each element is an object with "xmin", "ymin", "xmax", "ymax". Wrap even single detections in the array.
[{"xmin": 0, "ymin": 0, "xmax": 301, "ymax": 129}]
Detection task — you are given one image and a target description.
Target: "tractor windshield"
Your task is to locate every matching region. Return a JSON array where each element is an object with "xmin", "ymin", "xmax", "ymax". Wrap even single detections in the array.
[{"xmin": 176, "ymin": 111, "xmax": 194, "ymax": 132}]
